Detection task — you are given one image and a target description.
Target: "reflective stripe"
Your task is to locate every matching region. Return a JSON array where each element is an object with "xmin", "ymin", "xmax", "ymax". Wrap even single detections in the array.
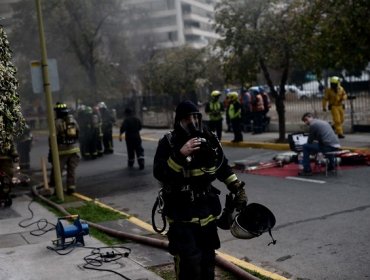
[
  {"xmin": 59, "ymin": 147, "xmax": 80, "ymax": 156},
  {"xmin": 168, "ymin": 157, "xmax": 183, "ymax": 172},
  {"xmin": 168, "ymin": 214, "xmax": 217, "ymax": 227},
  {"xmin": 224, "ymin": 174, "xmax": 238, "ymax": 185}
]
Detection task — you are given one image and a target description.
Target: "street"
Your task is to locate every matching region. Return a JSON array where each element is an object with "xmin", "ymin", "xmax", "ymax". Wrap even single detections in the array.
[{"xmin": 30, "ymin": 130, "xmax": 370, "ymax": 280}]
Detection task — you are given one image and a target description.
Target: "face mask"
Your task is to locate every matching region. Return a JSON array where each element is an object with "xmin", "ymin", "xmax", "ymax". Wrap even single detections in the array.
[{"xmin": 180, "ymin": 114, "xmax": 202, "ymax": 137}]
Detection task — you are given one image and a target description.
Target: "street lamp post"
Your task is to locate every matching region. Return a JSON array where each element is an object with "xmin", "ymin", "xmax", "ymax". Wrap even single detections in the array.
[{"xmin": 35, "ymin": 0, "xmax": 64, "ymax": 201}]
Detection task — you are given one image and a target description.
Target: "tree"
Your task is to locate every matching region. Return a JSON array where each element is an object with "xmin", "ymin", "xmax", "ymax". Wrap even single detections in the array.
[
  {"xmin": 10, "ymin": 0, "xmax": 132, "ymax": 105},
  {"xmin": 0, "ymin": 25, "xmax": 25, "ymax": 154},
  {"xmin": 215, "ymin": 0, "xmax": 305, "ymax": 141},
  {"xmin": 296, "ymin": 0, "xmax": 370, "ymax": 75},
  {"xmin": 139, "ymin": 47, "xmax": 207, "ymax": 105}
]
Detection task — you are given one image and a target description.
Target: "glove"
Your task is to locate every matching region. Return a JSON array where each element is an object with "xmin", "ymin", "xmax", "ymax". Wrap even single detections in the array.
[
  {"xmin": 227, "ymin": 180, "xmax": 247, "ymax": 211},
  {"xmin": 323, "ymin": 108, "xmax": 327, "ymax": 112}
]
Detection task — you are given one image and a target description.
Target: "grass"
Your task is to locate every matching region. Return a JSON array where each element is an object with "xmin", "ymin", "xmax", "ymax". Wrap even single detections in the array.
[
  {"xmin": 36, "ymin": 195, "xmax": 128, "ymax": 245},
  {"xmin": 36, "ymin": 195, "xmax": 274, "ymax": 280}
]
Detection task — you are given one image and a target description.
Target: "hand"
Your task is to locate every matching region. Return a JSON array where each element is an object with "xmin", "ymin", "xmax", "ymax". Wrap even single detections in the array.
[
  {"xmin": 323, "ymin": 108, "xmax": 327, "ymax": 112},
  {"xmin": 180, "ymin": 137, "xmax": 201, "ymax": 157},
  {"xmin": 227, "ymin": 180, "xmax": 247, "ymax": 211},
  {"xmin": 118, "ymin": 135, "xmax": 122, "ymax": 142},
  {"xmin": 233, "ymin": 188, "xmax": 247, "ymax": 211}
]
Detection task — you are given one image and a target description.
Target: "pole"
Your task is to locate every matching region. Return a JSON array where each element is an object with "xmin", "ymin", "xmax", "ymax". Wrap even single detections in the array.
[{"xmin": 35, "ymin": 0, "xmax": 64, "ymax": 201}]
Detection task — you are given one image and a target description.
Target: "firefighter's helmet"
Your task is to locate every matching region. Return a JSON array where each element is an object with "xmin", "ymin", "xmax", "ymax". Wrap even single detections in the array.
[
  {"xmin": 230, "ymin": 203, "xmax": 276, "ymax": 240},
  {"xmin": 330, "ymin": 76, "xmax": 340, "ymax": 85},
  {"xmin": 54, "ymin": 102, "xmax": 69, "ymax": 118},
  {"xmin": 228, "ymin": 91, "xmax": 239, "ymax": 101},
  {"xmin": 211, "ymin": 90, "xmax": 221, "ymax": 98}
]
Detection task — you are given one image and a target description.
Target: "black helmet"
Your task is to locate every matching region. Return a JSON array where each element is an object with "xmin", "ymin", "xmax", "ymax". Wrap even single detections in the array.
[
  {"xmin": 54, "ymin": 102, "xmax": 69, "ymax": 118},
  {"xmin": 175, "ymin": 100, "xmax": 200, "ymax": 122},
  {"xmin": 231, "ymin": 203, "xmax": 276, "ymax": 243}
]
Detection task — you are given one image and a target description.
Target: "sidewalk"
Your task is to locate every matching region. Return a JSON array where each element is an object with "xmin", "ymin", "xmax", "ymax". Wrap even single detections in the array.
[{"xmin": 0, "ymin": 187, "xmax": 165, "ymax": 280}]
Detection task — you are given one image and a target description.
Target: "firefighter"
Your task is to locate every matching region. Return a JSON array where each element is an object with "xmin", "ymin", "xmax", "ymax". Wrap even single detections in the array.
[
  {"xmin": 118, "ymin": 108, "xmax": 145, "ymax": 169},
  {"xmin": 250, "ymin": 87, "xmax": 265, "ymax": 134},
  {"xmin": 204, "ymin": 90, "xmax": 224, "ymax": 140},
  {"xmin": 49, "ymin": 102, "xmax": 80, "ymax": 194},
  {"xmin": 227, "ymin": 91, "xmax": 243, "ymax": 142},
  {"xmin": 98, "ymin": 102, "xmax": 115, "ymax": 154},
  {"xmin": 15, "ymin": 122, "xmax": 33, "ymax": 170},
  {"xmin": 322, "ymin": 76, "xmax": 347, "ymax": 138},
  {"xmin": 153, "ymin": 100, "xmax": 247, "ymax": 280}
]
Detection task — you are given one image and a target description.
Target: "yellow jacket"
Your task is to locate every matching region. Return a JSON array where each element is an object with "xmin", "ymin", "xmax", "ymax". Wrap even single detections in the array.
[{"xmin": 322, "ymin": 86, "xmax": 347, "ymax": 109}]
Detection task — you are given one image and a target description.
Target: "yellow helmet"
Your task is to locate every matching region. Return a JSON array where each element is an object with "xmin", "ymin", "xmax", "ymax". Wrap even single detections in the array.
[
  {"xmin": 228, "ymin": 91, "xmax": 239, "ymax": 101},
  {"xmin": 330, "ymin": 76, "xmax": 340, "ymax": 85},
  {"xmin": 211, "ymin": 90, "xmax": 221, "ymax": 97}
]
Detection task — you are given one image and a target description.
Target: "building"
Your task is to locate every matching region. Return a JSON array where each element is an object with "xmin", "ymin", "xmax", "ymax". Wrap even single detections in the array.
[{"xmin": 124, "ymin": 0, "xmax": 219, "ymax": 49}]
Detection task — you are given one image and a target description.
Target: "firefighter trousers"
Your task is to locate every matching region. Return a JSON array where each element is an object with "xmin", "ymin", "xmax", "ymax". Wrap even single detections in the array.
[{"xmin": 331, "ymin": 105, "xmax": 345, "ymax": 135}]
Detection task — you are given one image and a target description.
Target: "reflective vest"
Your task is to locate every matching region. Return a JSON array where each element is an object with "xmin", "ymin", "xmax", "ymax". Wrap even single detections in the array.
[
  {"xmin": 208, "ymin": 101, "xmax": 223, "ymax": 121},
  {"xmin": 228, "ymin": 102, "xmax": 241, "ymax": 120}
]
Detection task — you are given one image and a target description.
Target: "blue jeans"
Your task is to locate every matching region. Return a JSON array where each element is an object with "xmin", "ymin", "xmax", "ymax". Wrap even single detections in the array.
[{"xmin": 302, "ymin": 143, "xmax": 338, "ymax": 172}]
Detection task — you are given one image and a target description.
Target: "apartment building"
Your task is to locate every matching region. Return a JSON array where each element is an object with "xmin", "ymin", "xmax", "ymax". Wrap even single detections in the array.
[{"xmin": 124, "ymin": 0, "xmax": 219, "ymax": 49}]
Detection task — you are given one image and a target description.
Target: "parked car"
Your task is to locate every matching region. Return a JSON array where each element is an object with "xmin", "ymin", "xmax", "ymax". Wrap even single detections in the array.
[{"xmin": 276, "ymin": 85, "xmax": 316, "ymax": 100}]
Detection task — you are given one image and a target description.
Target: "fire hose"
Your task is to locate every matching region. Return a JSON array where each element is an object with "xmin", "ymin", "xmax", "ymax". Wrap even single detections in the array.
[{"xmin": 31, "ymin": 184, "xmax": 261, "ymax": 280}]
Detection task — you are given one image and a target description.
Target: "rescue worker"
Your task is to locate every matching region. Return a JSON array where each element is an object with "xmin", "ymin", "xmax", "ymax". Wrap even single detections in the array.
[
  {"xmin": 322, "ymin": 76, "xmax": 347, "ymax": 138},
  {"xmin": 98, "ymin": 102, "xmax": 115, "ymax": 154},
  {"xmin": 49, "ymin": 102, "xmax": 80, "ymax": 194},
  {"xmin": 93, "ymin": 105, "xmax": 104, "ymax": 157},
  {"xmin": 241, "ymin": 89, "xmax": 253, "ymax": 132},
  {"xmin": 260, "ymin": 86, "xmax": 271, "ymax": 132},
  {"xmin": 15, "ymin": 122, "xmax": 33, "ymax": 170},
  {"xmin": 77, "ymin": 106, "xmax": 98, "ymax": 160},
  {"xmin": 204, "ymin": 90, "xmax": 224, "ymax": 140},
  {"xmin": 153, "ymin": 100, "xmax": 247, "ymax": 280},
  {"xmin": 119, "ymin": 108, "xmax": 145, "ymax": 169},
  {"xmin": 251, "ymin": 87, "xmax": 265, "ymax": 134},
  {"xmin": 227, "ymin": 92, "xmax": 243, "ymax": 142}
]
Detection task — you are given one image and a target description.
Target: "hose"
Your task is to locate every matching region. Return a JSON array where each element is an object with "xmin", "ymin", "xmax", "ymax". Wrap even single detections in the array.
[{"xmin": 31, "ymin": 184, "xmax": 263, "ymax": 280}]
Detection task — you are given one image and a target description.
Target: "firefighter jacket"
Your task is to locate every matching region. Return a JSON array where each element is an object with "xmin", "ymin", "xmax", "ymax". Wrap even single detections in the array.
[
  {"xmin": 323, "ymin": 86, "xmax": 347, "ymax": 110},
  {"xmin": 153, "ymin": 126, "xmax": 239, "ymax": 225},
  {"xmin": 55, "ymin": 115, "xmax": 80, "ymax": 156},
  {"xmin": 227, "ymin": 101, "xmax": 242, "ymax": 120},
  {"xmin": 120, "ymin": 116, "xmax": 142, "ymax": 142},
  {"xmin": 205, "ymin": 100, "xmax": 223, "ymax": 121}
]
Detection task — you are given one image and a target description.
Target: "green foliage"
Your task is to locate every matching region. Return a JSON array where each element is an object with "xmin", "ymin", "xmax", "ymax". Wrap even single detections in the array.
[
  {"xmin": 139, "ymin": 47, "xmax": 207, "ymax": 101},
  {"xmin": 296, "ymin": 0, "xmax": 370, "ymax": 73},
  {"xmin": 66, "ymin": 201, "xmax": 128, "ymax": 223},
  {"xmin": 0, "ymin": 25, "xmax": 25, "ymax": 154}
]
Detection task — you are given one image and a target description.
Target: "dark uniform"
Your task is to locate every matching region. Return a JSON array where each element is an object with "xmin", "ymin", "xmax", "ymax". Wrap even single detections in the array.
[
  {"xmin": 153, "ymin": 100, "xmax": 247, "ymax": 280},
  {"xmin": 227, "ymin": 92, "xmax": 243, "ymax": 142},
  {"xmin": 49, "ymin": 103, "xmax": 80, "ymax": 194},
  {"xmin": 119, "ymin": 108, "xmax": 144, "ymax": 169},
  {"xmin": 15, "ymin": 123, "xmax": 33, "ymax": 170},
  {"xmin": 99, "ymin": 104, "xmax": 115, "ymax": 154}
]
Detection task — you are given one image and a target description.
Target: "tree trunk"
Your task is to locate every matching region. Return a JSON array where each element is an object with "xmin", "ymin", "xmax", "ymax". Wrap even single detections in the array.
[{"xmin": 275, "ymin": 96, "xmax": 286, "ymax": 142}]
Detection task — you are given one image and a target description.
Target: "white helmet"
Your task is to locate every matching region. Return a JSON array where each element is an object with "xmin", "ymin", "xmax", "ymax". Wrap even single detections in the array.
[{"xmin": 230, "ymin": 203, "xmax": 276, "ymax": 244}]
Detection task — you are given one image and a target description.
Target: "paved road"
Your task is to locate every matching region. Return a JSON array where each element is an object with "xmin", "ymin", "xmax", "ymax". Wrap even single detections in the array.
[{"xmin": 29, "ymin": 130, "xmax": 370, "ymax": 280}]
